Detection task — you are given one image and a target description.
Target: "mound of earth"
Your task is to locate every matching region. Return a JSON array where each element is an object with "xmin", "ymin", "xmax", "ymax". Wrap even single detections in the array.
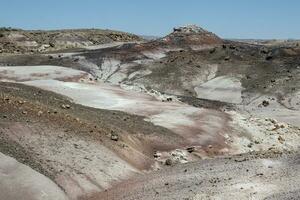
[
  {"xmin": 0, "ymin": 27, "xmax": 143, "ymax": 54},
  {"xmin": 155, "ymin": 24, "xmax": 223, "ymax": 49}
]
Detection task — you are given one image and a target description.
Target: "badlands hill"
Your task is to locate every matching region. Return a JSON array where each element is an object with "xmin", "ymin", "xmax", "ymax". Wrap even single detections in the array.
[
  {"xmin": 0, "ymin": 27, "xmax": 142, "ymax": 54},
  {"xmin": 0, "ymin": 25, "xmax": 300, "ymax": 200}
]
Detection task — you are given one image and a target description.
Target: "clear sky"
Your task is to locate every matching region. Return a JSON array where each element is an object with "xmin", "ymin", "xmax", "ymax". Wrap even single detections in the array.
[{"xmin": 1, "ymin": 0, "xmax": 299, "ymax": 39}]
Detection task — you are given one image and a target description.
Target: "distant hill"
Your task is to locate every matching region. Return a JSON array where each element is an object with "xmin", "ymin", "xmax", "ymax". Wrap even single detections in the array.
[
  {"xmin": 0, "ymin": 27, "xmax": 143, "ymax": 54},
  {"xmin": 139, "ymin": 35, "xmax": 161, "ymax": 41}
]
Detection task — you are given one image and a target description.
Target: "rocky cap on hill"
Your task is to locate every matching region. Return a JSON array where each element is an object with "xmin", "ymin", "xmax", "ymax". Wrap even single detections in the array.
[
  {"xmin": 158, "ymin": 24, "xmax": 223, "ymax": 47},
  {"xmin": 173, "ymin": 24, "xmax": 209, "ymax": 34}
]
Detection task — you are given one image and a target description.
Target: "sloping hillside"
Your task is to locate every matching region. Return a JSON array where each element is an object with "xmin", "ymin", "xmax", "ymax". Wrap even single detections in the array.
[{"xmin": 0, "ymin": 27, "xmax": 143, "ymax": 54}]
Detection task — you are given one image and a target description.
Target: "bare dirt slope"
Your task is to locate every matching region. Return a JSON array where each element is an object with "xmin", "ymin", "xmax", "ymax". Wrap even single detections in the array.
[
  {"xmin": 0, "ymin": 153, "xmax": 67, "ymax": 200},
  {"xmin": 0, "ymin": 82, "xmax": 183, "ymax": 199},
  {"xmin": 89, "ymin": 152, "xmax": 300, "ymax": 200}
]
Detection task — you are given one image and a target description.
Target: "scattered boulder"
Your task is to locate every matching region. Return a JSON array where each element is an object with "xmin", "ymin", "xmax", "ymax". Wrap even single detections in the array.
[
  {"xmin": 247, "ymin": 143, "xmax": 253, "ymax": 148},
  {"xmin": 209, "ymin": 48, "xmax": 216, "ymax": 54},
  {"xmin": 262, "ymin": 100, "xmax": 270, "ymax": 107},
  {"xmin": 278, "ymin": 136, "xmax": 285, "ymax": 144},
  {"xmin": 123, "ymin": 116, "xmax": 130, "ymax": 121},
  {"xmin": 260, "ymin": 48, "xmax": 269, "ymax": 54},
  {"xmin": 234, "ymin": 157, "xmax": 247, "ymax": 162},
  {"xmin": 73, "ymin": 143, "xmax": 80, "ymax": 149},
  {"xmin": 166, "ymin": 97, "xmax": 172, "ymax": 102},
  {"xmin": 37, "ymin": 111, "xmax": 43, "ymax": 116},
  {"xmin": 266, "ymin": 55, "xmax": 273, "ymax": 61},
  {"xmin": 229, "ymin": 45, "xmax": 236, "ymax": 50},
  {"xmin": 224, "ymin": 56, "xmax": 230, "ymax": 61},
  {"xmin": 49, "ymin": 42, "xmax": 55, "ymax": 47},
  {"xmin": 165, "ymin": 158, "xmax": 173, "ymax": 166},
  {"xmin": 186, "ymin": 146, "xmax": 195, "ymax": 153},
  {"xmin": 153, "ymin": 151, "xmax": 161, "ymax": 158},
  {"xmin": 254, "ymin": 140, "xmax": 261, "ymax": 144},
  {"xmin": 110, "ymin": 133, "xmax": 119, "ymax": 141},
  {"xmin": 61, "ymin": 104, "xmax": 71, "ymax": 109}
]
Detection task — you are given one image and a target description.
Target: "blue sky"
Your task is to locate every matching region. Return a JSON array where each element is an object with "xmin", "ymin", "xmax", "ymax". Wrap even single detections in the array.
[{"xmin": 0, "ymin": 0, "xmax": 299, "ymax": 39}]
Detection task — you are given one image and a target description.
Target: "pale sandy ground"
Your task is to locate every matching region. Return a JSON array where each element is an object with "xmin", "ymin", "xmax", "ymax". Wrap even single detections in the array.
[
  {"xmin": 0, "ymin": 65, "xmax": 92, "ymax": 82},
  {"xmin": 241, "ymin": 93, "xmax": 300, "ymax": 127},
  {"xmin": 195, "ymin": 75, "xmax": 244, "ymax": 104},
  {"xmin": 1, "ymin": 65, "xmax": 300, "ymax": 200},
  {"xmin": 142, "ymin": 49, "xmax": 167, "ymax": 60},
  {"xmin": 1, "ymin": 65, "xmax": 299, "ymax": 154},
  {"xmin": 0, "ymin": 152, "xmax": 68, "ymax": 200},
  {"xmin": 23, "ymin": 79, "xmax": 231, "ymax": 150}
]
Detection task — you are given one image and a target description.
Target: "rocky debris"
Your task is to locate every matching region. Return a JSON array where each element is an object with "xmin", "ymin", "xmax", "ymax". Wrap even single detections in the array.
[
  {"xmin": 161, "ymin": 24, "xmax": 223, "ymax": 46},
  {"xmin": 173, "ymin": 25, "xmax": 208, "ymax": 34},
  {"xmin": 166, "ymin": 97, "xmax": 172, "ymax": 102},
  {"xmin": 229, "ymin": 110, "xmax": 300, "ymax": 155},
  {"xmin": 260, "ymin": 47, "xmax": 269, "ymax": 54},
  {"xmin": 153, "ymin": 151, "xmax": 162, "ymax": 158},
  {"xmin": 266, "ymin": 55, "xmax": 273, "ymax": 60},
  {"xmin": 234, "ymin": 157, "xmax": 247, "ymax": 162},
  {"xmin": 4, "ymin": 96, "xmax": 10, "ymax": 101},
  {"xmin": 209, "ymin": 48, "xmax": 216, "ymax": 54},
  {"xmin": 18, "ymin": 100, "xmax": 24, "ymax": 104},
  {"xmin": 49, "ymin": 42, "xmax": 55, "ymax": 48},
  {"xmin": 254, "ymin": 140, "xmax": 261, "ymax": 144},
  {"xmin": 61, "ymin": 104, "xmax": 71, "ymax": 109},
  {"xmin": 265, "ymin": 118, "xmax": 287, "ymax": 131},
  {"xmin": 73, "ymin": 143, "xmax": 80, "ymax": 149},
  {"xmin": 229, "ymin": 45, "xmax": 236, "ymax": 50},
  {"xmin": 37, "ymin": 111, "xmax": 43, "ymax": 116},
  {"xmin": 165, "ymin": 158, "xmax": 173, "ymax": 166},
  {"xmin": 123, "ymin": 116, "xmax": 130, "ymax": 121},
  {"xmin": 262, "ymin": 100, "xmax": 270, "ymax": 107},
  {"xmin": 278, "ymin": 135, "xmax": 285, "ymax": 144},
  {"xmin": 224, "ymin": 56, "xmax": 230, "ymax": 61},
  {"xmin": 110, "ymin": 132, "xmax": 119, "ymax": 141},
  {"xmin": 186, "ymin": 146, "xmax": 195, "ymax": 153},
  {"xmin": 247, "ymin": 143, "xmax": 254, "ymax": 148},
  {"xmin": 153, "ymin": 149, "xmax": 193, "ymax": 168},
  {"xmin": 271, "ymin": 123, "xmax": 286, "ymax": 131}
]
